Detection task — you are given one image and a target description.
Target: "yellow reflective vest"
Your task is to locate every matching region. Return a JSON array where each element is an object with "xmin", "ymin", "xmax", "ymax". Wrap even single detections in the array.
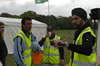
[
  {"xmin": 43, "ymin": 35, "xmax": 61, "ymax": 64},
  {"xmin": 14, "ymin": 30, "xmax": 32, "ymax": 66},
  {"xmin": 68, "ymin": 27, "xmax": 96, "ymax": 66}
]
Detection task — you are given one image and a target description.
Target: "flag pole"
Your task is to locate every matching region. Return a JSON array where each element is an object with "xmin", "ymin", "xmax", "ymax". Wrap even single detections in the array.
[{"xmin": 48, "ymin": 0, "xmax": 50, "ymax": 26}]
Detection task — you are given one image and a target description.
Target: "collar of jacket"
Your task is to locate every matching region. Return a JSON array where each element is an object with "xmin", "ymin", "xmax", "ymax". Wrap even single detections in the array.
[
  {"xmin": 22, "ymin": 28, "xmax": 31, "ymax": 38},
  {"xmin": 49, "ymin": 33, "xmax": 55, "ymax": 40},
  {"xmin": 74, "ymin": 22, "xmax": 91, "ymax": 40},
  {"xmin": 0, "ymin": 33, "xmax": 3, "ymax": 40}
]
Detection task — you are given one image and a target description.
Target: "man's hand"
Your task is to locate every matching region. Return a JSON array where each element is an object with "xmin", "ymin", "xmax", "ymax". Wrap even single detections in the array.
[
  {"xmin": 45, "ymin": 32, "xmax": 52, "ymax": 38},
  {"xmin": 50, "ymin": 40, "xmax": 63, "ymax": 47},
  {"xmin": 63, "ymin": 40, "xmax": 69, "ymax": 48},
  {"xmin": 50, "ymin": 40, "xmax": 69, "ymax": 48},
  {"xmin": 60, "ymin": 60, "xmax": 64, "ymax": 66},
  {"xmin": 45, "ymin": 32, "xmax": 49, "ymax": 38}
]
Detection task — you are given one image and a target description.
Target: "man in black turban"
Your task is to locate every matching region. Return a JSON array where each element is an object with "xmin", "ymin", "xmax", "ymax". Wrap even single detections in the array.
[
  {"xmin": 51, "ymin": 8, "xmax": 96, "ymax": 66},
  {"xmin": 71, "ymin": 8, "xmax": 87, "ymax": 29}
]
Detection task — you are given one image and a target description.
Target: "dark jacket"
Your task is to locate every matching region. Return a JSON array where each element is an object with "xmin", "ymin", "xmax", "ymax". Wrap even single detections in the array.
[
  {"xmin": 0, "ymin": 33, "xmax": 8, "ymax": 66},
  {"xmin": 68, "ymin": 22, "xmax": 96, "ymax": 63},
  {"xmin": 38, "ymin": 33, "xmax": 64, "ymax": 60}
]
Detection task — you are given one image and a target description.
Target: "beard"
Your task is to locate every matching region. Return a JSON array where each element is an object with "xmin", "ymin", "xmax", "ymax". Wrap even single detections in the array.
[{"xmin": 72, "ymin": 20, "xmax": 83, "ymax": 29}]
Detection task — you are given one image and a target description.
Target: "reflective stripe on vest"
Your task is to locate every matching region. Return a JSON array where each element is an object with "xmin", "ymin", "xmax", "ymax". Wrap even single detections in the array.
[
  {"xmin": 24, "ymin": 54, "xmax": 31, "ymax": 59},
  {"xmin": 15, "ymin": 30, "xmax": 32, "ymax": 66},
  {"xmin": 43, "ymin": 35, "xmax": 60, "ymax": 64},
  {"xmin": 18, "ymin": 32, "xmax": 32, "ymax": 59},
  {"xmin": 18, "ymin": 32, "xmax": 32, "ymax": 50},
  {"xmin": 69, "ymin": 27, "xmax": 96, "ymax": 66},
  {"xmin": 78, "ymin": 28, "xmax": 96, "ymax": 53},
  {"xmin": 78, "ymin": 29, "xmax": 90, "ymax": 45},
  {"xmin": 44, "ymin": 54, "xmax": 60, "ymax": 56},
  {"xmin": 44, "ymin": 46, "xmax": 58, "ymax": 49},
  {"xmin": 73, "ymin": 60, "xmax": 96, "ymax": 66}
]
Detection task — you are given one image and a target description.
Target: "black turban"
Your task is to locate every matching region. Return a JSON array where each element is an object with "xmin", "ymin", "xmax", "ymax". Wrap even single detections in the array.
[{"xmin": 72, "ymin": 8, "xmax": 87, "ymax": 21}]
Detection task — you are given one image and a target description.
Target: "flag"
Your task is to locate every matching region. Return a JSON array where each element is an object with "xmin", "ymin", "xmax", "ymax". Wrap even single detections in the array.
[{"xmin": 35, "ymin": 0, "xmax": 48, "ymax": 4}]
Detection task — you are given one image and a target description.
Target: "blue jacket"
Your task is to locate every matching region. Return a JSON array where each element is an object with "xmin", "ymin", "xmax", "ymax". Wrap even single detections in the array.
[{"xmin": 13, "ymin": 33, "xmax": 41, "ymax": 66}]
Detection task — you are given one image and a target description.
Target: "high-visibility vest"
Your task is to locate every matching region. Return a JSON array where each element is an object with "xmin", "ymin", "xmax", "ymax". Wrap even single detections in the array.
[
  {"xmin": 68, "ymin": 27, "xmax": 96, "ymax": 66},
  {"xmin": 43, "ymin": 35, "xmax": 61, "ymax": 64},
  {"xmin": 14, "ymin": 30, "xmax": 32, "ymax": 66}
]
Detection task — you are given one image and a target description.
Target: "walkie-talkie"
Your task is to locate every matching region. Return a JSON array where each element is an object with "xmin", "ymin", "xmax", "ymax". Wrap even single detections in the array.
[{"xmin": 58, "ymin": 42, "xmax": 66, "ymax": 46}]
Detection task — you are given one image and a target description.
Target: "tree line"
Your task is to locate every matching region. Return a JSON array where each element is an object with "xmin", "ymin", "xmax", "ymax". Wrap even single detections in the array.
[{"xmin": 0, "ymin": 11, "xmax": 98, "ymax": 30}]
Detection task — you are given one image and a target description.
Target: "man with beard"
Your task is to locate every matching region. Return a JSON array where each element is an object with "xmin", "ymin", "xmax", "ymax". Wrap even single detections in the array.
[{"xmin": 50, "ymin": 8, "xmax": 96, "ymax": 66}]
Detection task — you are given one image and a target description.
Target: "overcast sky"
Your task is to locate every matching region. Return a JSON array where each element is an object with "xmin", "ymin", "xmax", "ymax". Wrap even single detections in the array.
[{"xmin": 0, "ymin": 0, "xmax": 100, "ymax": 17}]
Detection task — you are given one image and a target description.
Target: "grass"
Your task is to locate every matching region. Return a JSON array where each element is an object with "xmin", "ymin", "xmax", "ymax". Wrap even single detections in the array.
[
  {"xmin": 55, "ymin": 30, "xmax": 75, "ymax": 65},
  {"xmin": 5, "ymin": 30, "xmax": 75, "ymax": 66}
]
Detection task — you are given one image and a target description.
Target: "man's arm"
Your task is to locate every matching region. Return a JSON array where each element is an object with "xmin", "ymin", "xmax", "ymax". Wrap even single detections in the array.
[
  {"xmin": 13, "ymin": 37, "xmax": 26, "ymax": 66},
  {"xmin": 59, "ymin": 38, "xmax": 64, "ymax": 66},
  {"xmin": 59, "ymin": 47, "xmax": 64, "ymax": 66},
  {"xmin": 38, "ymin": 32, "xmax": 50, "ymax": 46},
  {"xmin": 68, "ymin": 32, "xmax": 96, "ymax": 55},
  {"xmin": 59, "ymin": 47, "xmax": 64, "ymax": 60},
  {"xmin": 38, "ymin": 38, "xmax": 46, "ymax": 46}
]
